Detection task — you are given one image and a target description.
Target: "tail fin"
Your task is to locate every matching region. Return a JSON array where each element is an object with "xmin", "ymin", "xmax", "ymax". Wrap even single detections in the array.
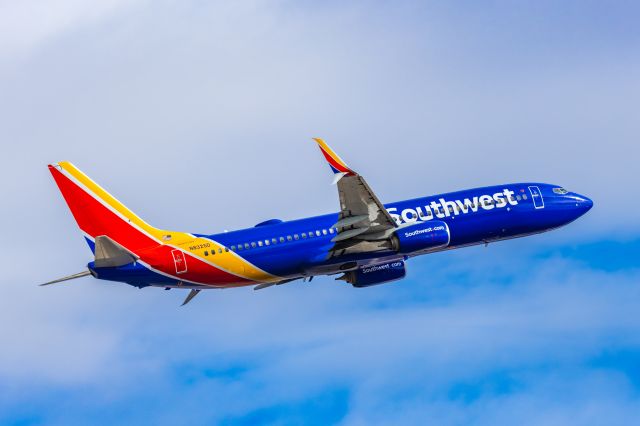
[{"xmin": 48, "ymin": 162, "xmax": 174, "ymax": 253}]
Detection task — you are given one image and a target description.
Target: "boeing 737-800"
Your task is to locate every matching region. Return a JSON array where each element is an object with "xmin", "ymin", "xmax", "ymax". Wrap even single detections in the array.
[{"xmin": 43, "ymin": 139, "xmax": 593, "ymax": 305}]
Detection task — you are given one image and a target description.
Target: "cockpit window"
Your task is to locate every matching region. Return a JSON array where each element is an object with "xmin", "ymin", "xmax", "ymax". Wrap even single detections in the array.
[{"xmin": 553, "ymin": 187, "xmax": 569, "ymax": 195}]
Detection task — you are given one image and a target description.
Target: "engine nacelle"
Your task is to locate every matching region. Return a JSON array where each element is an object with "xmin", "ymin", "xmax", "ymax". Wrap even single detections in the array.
[
  {"xmin": 341, "ymin": 260, "xmax": 406, "ymax": 288},
  {"xmin": 392, "ymin": 220, "xmax": 450, "ymax": 254}
]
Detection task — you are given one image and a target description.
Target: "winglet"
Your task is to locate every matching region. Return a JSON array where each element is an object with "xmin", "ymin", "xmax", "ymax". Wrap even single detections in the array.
[{"xmin": 313, "ymin": 138, "xmax": 356, "ymax": 179}]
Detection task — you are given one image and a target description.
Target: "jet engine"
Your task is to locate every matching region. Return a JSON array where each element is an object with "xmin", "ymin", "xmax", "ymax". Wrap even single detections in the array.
[
  {"xmin": 339, "ymin": 260, "xmax": 406, "ymax": 288},
  {"xmin": 392, "ymin": 220, "xmax": 450, "ymax": 254}
]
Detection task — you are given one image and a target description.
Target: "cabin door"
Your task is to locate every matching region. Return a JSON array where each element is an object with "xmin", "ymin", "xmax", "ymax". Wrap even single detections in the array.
[
  {"xmin": 528, "ymin": 186, "xmax": 545, "ymax": 209},
  {"xmin": 171, "ymin": 250, "xmax": 188, "ymax": 274}
]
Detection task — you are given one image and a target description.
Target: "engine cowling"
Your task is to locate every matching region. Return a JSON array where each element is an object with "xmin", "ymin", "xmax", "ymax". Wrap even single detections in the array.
[
  {"xmin": 341, "ymin": 260, "xmax": 406, "ymax": 288},
  {"xmin": 392, "ymin": 220, "xmax": 450, "ymax": 254}
]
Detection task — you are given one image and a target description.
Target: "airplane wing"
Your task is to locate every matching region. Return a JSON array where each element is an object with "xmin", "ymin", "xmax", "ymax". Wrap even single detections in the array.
[{"xmin": 313, "ymin": 138, "xmax": 398, "ymax": 256}]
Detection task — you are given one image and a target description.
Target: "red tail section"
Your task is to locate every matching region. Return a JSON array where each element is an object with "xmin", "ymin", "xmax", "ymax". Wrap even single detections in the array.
[{"xmin": 48, "ymin": 163, "xmax": 162, "ymax": 252}]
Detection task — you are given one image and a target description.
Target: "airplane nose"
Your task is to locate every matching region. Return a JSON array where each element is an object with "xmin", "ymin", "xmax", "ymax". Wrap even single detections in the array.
[{"xmin": 574, "ymin": 194, "xmax": 594, "ymax": 212}]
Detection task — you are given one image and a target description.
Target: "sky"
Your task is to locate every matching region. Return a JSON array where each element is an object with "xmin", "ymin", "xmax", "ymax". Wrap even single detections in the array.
[{"xmin": 0, "ymin": 0, "xmax": 639, "ymax": 424}]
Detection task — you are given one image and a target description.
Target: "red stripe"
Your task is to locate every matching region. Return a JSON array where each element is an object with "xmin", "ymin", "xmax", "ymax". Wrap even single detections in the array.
[
  {"xmin": 320, "ymin": 148, "xmax": 352, "ymax": 174},
  {"xmin": 50, "ymin": 166, "xmax": 157, "ymax": 251},
  {"xmin": 140, "ymin": 244, "xmax": 254, "ymax": 286}
]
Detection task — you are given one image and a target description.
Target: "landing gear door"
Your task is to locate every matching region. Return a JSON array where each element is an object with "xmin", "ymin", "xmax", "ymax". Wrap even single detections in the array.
[
  {"xmin": 528, "ymin": 186, "xmax": 544, "ymax": 209},
  {"xmin": 171, "ymin": 250, "xmax": 188, "ymax": 274}
]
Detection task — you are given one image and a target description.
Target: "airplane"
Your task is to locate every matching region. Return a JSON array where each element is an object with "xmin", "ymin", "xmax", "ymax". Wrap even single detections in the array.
[{"xmin": 43, "ymin": 138, "xmax": 593, "ymax": 305}]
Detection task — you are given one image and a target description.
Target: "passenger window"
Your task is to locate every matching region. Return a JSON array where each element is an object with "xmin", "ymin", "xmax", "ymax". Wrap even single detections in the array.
[
  {"xmin": 523, "ymin": 194, "xmax": 528, "ymax": 200},
  {"xmin": 329, "ymin": 228, "xmax": 335, "ymax": 234},
  {"xmin": 309, "ymin": 231, "xmax": 314, "ymax": 237},
  {"xmin": 272, "ymin": 238, "xmax": 278, "ymax": 244},
  {"xmin": 220, "ymin": 248, "xmax": 224, "ymax": 253},
  {"xmin": 279, "ymin": 237, "xmax": 285, "ymax": 243},
  {"xmin": 322, "ymin": 229, "xmax": 327, "ymax": 235},
  {"xmin": 265, "ymin": 240, "xmax": 270, "ymax": 246},
  {"xmin": 302, "ymin": 233, "xmax": 307, "ymax": 239},
  {"xmin": 231, "ymin": 245, "xmax": 236, "ymax": 251},
  {"xmin": 516, "ymin": 195, "xmax": 522, "ymax": 201},
  {"xmin": 287, "ymin": 235, "xmax": 293, "ymax": 241},
  {"xmin": 237, "ymin": 245, "xmax": 243, "ymax": 251},
  {"xmin": 204, "ymin": 251, "xmax": 209, "ymax": 256},
  {"xmin": 250, "ymin": 242, "xmax": 256, "ymax": 248},
  {"xmin": 294, "ymin": 234, "xmax": 299, "ymax": 240},
  {"xmin": 258, "ymin": 241, "xmax": 263, "ymax": 247},
  {"xmin": 244, "ymin": 243, "xmax": 250, "ymax": 250},
  {"xmin": 316, "ymin": 230, "xmax": 321, "ymax": 237}
]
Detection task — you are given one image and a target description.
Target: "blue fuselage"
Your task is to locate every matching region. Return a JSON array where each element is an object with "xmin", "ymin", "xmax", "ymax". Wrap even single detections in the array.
[{"xmin": 188, "ymin": 182, "xmax": 592, "ymax": 281}]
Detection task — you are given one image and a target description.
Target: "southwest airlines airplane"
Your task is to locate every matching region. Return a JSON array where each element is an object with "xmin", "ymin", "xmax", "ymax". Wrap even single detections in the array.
[{"xmin": 43, "ymin": 139, "xmax": 593, "ymax": 305}]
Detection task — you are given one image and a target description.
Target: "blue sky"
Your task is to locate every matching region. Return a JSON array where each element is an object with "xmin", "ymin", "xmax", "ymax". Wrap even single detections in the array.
[{"xmin": 0, "ymin": 1, "xmax": 639, "ymax": 425}]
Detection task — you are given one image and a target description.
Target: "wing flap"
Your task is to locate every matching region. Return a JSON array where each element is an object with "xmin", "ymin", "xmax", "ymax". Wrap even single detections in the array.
[
  {"xmin": 332, "ymin": 214, "xmax": 369, "ymax": 229},
  {"xmin": 331, "ymin": 226, "xmax": 370, "ymax": 242},
  {"xmin": 336, "ymin": 174, "xmax": 397, "ymax": 233}
]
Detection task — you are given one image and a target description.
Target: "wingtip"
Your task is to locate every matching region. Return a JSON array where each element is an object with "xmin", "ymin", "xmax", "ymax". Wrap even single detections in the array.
[
  {"xmin": 48, "ymin": 161, "xmax": 71, "ymax": 171},
  {"xmin": 312, "ymin": 138, "xmax": 355, "ymax": 176},
  {"xmin": 312, "ymin": 138, "xmax": 331, "ymax": 154}
]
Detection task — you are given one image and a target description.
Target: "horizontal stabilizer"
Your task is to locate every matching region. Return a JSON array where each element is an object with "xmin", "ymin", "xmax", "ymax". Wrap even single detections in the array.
[
  {"xmin": 40, "ymin": 270, "xmax": 91, "ymax": 286},
  {"xmin": 94, "ymin": 235, "xmax": 138, "ymax": 268}
]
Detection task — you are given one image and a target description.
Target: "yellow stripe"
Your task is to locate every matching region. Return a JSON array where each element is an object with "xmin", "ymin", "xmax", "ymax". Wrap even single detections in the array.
[
  {"xmin": 58, "ymin": 161, "xmax": 177, "ymax": 241},
  {"xmin": 178, "ymin": 236, "xmax": 281, "ymax": 283}
]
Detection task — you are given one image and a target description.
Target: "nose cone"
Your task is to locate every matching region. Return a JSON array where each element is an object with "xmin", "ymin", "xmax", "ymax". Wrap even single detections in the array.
[{"xmin": 573, "ymin": 193, "xmax": 594, "ymax": 214}]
